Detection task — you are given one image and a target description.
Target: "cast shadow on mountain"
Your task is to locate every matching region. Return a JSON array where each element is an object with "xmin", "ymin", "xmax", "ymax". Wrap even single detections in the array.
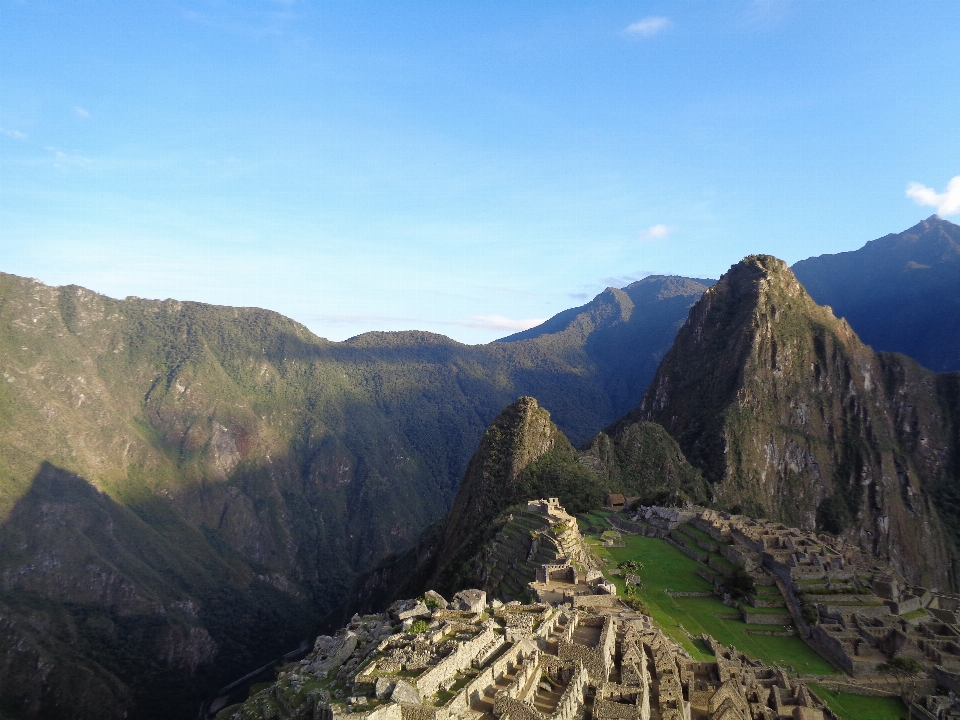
[{"xmin": 0, "ymin": 462, "xmax": 319, "ymax": 720}]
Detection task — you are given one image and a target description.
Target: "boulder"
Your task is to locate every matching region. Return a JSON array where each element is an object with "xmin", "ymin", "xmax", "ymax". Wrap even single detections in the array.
[
  {"xmin": 390, "ymin": 679, "xmax": 421, "ymax": 705},
  {"xmin": 389, "ymin": 599, "xmax": 430, "ymax": 622},
  {"xmin": 375, "ymin": 677, "xmax": 396, "ymax": 700},
  {"xmin": 424, "ymin": 590, "xmax": 449, "ymax": 609},
  {"xmin": 309, "ymin": 631, "xmax": 358, "ymax": 675},
  {"xmin": 452, "ymin": 589, "xmax": 487, "ymax": 614}
]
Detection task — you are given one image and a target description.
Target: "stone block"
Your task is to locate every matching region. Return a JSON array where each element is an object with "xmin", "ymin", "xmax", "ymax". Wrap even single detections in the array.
[{"xmin": 423, "ymin": 590, "xmax": 448, "ymax": 609}]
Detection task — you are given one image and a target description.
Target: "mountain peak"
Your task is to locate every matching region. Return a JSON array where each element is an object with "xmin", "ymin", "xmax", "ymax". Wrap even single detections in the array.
[
  {"xmin": 635, "ymin": 254, "xmax": 958, "ymax": 587},
  {"xmin": 440, "ymin": 397, "xmax": 559, "ymax": 554}
]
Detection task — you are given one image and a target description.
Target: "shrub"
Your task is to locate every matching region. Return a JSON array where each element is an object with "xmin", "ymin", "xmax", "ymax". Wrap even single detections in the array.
[{"xmin": 407, "ymin": 620, "xmax": 430, "ymax": 634}]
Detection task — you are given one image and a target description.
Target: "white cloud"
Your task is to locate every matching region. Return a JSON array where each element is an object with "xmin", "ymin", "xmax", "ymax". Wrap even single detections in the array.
[
  {"xmin": 744, "ymin": 0, "xmax": 793, "ymax": 29},
  {"xmin": 0, "ymin": 127, "xmax": 27, "ymax": 140},
  {"xmin": 639, "ymin": 223, "xmax": 676, "ymax": 240},
  {"xmin": 625, "ymin": 17, "xmax": 671, "ymax": 38},
  {"xmin": 458, "ymin": 315, "xmax": 547, "ymax": 332},
  {"xmin": 73, "ymin": 106, "xmax": 91, "ymax": 119},
  {"xmin": 906, "ymin": 176, "xmax": 960, "ymax": 216}
]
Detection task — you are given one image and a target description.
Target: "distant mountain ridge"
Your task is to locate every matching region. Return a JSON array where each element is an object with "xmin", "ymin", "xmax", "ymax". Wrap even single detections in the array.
[
  {"xmin": 498, "ymin": 276, "xmax": 715, "ymax": 420},
  {"xmin": 793, "ymin": 214, "xmax": 960, "ymax": 372}
]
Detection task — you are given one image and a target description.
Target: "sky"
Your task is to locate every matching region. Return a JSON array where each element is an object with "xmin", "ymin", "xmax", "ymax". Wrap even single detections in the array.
[{"xmin": 1, "ymin": 1, "xmax": 959, "ymax": 344}]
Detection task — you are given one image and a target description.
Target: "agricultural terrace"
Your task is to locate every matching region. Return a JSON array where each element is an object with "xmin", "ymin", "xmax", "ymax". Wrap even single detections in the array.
[
  {"xmin": 808, "ymin": 684, "xmax": 906, "ymax": 720},
  {"xmin": 578, "ymin": 511, "xmax": 838, "ymax": 675}
]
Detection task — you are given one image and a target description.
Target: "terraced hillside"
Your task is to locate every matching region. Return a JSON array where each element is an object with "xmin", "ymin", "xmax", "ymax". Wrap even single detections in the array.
[{"xmin": 474, "ymin": 506, "xmax": 595, "ymax": 601}]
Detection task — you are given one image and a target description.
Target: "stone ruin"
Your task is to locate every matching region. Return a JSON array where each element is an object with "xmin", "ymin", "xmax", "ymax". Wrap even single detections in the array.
[
  {"xmin": 227, "ymin": 586, "xmax": 832, "ymax": 720},
  {"xmin": 226, "ymin": 499, "xmax": 960, "ymax": 720}
]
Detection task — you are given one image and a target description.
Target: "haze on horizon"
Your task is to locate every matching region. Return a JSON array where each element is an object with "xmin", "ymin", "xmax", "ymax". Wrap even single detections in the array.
[{"xmin": 1, "ymin": 0, "xmax": 958, "ymax": 344}]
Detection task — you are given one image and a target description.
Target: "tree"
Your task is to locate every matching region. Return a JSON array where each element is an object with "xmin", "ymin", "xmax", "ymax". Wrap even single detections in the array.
[
  {"xmin": 877, "ymin": 656, "xmax": 923, "ymax": 703},
  {"xmin": 720, "ymin": 567, "xmax": 755, "ymax": 601}
]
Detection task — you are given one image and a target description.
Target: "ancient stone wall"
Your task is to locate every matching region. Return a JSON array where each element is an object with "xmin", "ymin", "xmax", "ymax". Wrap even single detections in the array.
[
  {"xmin": 552, "ymin": 664, "xmax": 588, "ymax": 720},
  {"xmin": 415, "ymin": 627, "xmax": 498, "ymax": 696},
  {"xmin": 571, "ymin": 594, "xmax": 620, "ymax": 609}
]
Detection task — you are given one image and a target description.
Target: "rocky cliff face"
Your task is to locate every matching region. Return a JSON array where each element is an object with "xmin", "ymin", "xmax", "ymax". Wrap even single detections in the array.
[{"xmin": 636, "ymin": 255, "xmax": 960, "ymax": 588}]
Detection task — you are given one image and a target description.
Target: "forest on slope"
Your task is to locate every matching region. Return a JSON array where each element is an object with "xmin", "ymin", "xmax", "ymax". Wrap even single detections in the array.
[{"xmin": 0, "ymin": 271, "xmax": 706, "ymax": 719}]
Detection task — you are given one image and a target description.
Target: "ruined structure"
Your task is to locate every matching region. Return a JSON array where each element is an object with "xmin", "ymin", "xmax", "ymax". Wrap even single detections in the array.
[{"xmin": 475, "ymin": 499, "xmax": 602, "ymax": 602}]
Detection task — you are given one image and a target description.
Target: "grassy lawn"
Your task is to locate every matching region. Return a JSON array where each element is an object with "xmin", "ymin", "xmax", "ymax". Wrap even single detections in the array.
[
  {"xmin": 590, "ymin": 530, "xmax": 838, "ymax": 675},
  {"xmin": 809, "ymin": 684, "xmax": 906, "ymax": 720}
]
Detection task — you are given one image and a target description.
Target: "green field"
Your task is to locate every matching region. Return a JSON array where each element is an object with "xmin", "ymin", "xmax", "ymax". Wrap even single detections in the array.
[
  {"xmin": 588, "ymin": 527, "xmax": 838, "ymax": 675},
  {"xmin": 809, "ymin": 684, "xmax": 906, "ymax": 720}
]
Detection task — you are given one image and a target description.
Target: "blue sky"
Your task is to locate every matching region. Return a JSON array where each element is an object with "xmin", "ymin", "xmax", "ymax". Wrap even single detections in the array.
[{"xmin": 1, "ymin": 1, "xmax": 958, "ymax": 344}]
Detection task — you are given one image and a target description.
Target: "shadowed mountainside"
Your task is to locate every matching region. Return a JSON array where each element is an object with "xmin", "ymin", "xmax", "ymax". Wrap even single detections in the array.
[{"xmin": 345, "ymin": 398, "xmax": 711, "ymax": 615}]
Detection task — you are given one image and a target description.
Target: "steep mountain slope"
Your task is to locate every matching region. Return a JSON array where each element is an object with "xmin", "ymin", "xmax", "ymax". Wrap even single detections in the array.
[
  {"xmin": 0, "ymin": 271, "xmax": 704, "ymax": 718},
  {"xmin": 793, "ymin": 215, "xmax": 960, "ymax": 372},
  {"xmin": 499, "ymin": 275, "xmax": 714, "ymax": 419},
  {"xmin": 420, "ymin": 397, "xmax": 604, "ymax": 597},
  {"xmin": 633, "ymin": 254, "xmax": 960, "ymax": 588}
]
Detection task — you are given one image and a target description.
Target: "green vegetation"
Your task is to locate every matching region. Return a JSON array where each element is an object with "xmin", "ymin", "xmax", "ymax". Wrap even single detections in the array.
[
  {"xmin": 586, "ymin": 522, "xmax": 837, "ymax": 674},
  {"xmin": 809, "ymin": 684, "xmax": 907, "ymax": 720},
  {"xmin": 581, "ymin": 421, "xmax": 711, "ymax": 505},
  {"xmin": 407, "ymin": 620, "xmax": 430, "ymax": 634},
  {"xmin": 877, "ymin": 657, "xmax": 924, "ymax": 701},
  {"xmin": 719, "ymin": 567, "xmax": 756, "ymax": 601}
]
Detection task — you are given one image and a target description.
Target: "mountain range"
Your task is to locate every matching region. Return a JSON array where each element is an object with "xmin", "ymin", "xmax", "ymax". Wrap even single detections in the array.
[{"xmin": 0, "ymin": 215, "xmax": 958, "ymax": 719}]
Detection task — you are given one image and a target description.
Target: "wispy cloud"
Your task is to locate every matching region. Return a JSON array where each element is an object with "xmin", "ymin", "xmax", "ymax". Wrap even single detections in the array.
[
  {"xmin": 182, "ymin": 7, "xmax": 296, "ymax": 38},
  {"xmin": 743, "ymin": 0, "xmax": 793, "ymax": 29},
  {"xmin": 0, "ymin": 127, "xmax": 27, "ymax": 140},
  {"xmin": 43, "ymin": 146, "xmax": 92, "ymax": 169},
  {"xmin": 639, "ymin": 223, "xmax": 676, "ymax": 240},
  {"xmin": 602, "ymin": 272, "xmax": 655, "ymax": 288},
  {"xmin": 73, "ymin": 106, "xmax": 91, "ymax": 119},
  {"xmin": 456, "ymin": 315, "xmax": 546, "ymax": 332},
  {"xmin": 313, "ymin": 313, "xmax": 423, "ymax": 326},
  {"xmin": 906, "ymin": 176, "xmax": 960, "ymax": 216},
  {"xmin": 625, "ymin": 17, "xmax": 671, "ymax": 38},
  {"xmin": 311, "ymin": 313, "xmax": 546, "ymax": 333}
]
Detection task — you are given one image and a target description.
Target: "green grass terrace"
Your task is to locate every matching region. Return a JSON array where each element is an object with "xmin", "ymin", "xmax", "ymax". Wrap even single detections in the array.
[
  {"xmin": 808, "ymin": 684, "xmax": 906, "ymax": 720},
  {"xmin": 583, "ymin": 517, "xmax": 838, "ymax": 675}
]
